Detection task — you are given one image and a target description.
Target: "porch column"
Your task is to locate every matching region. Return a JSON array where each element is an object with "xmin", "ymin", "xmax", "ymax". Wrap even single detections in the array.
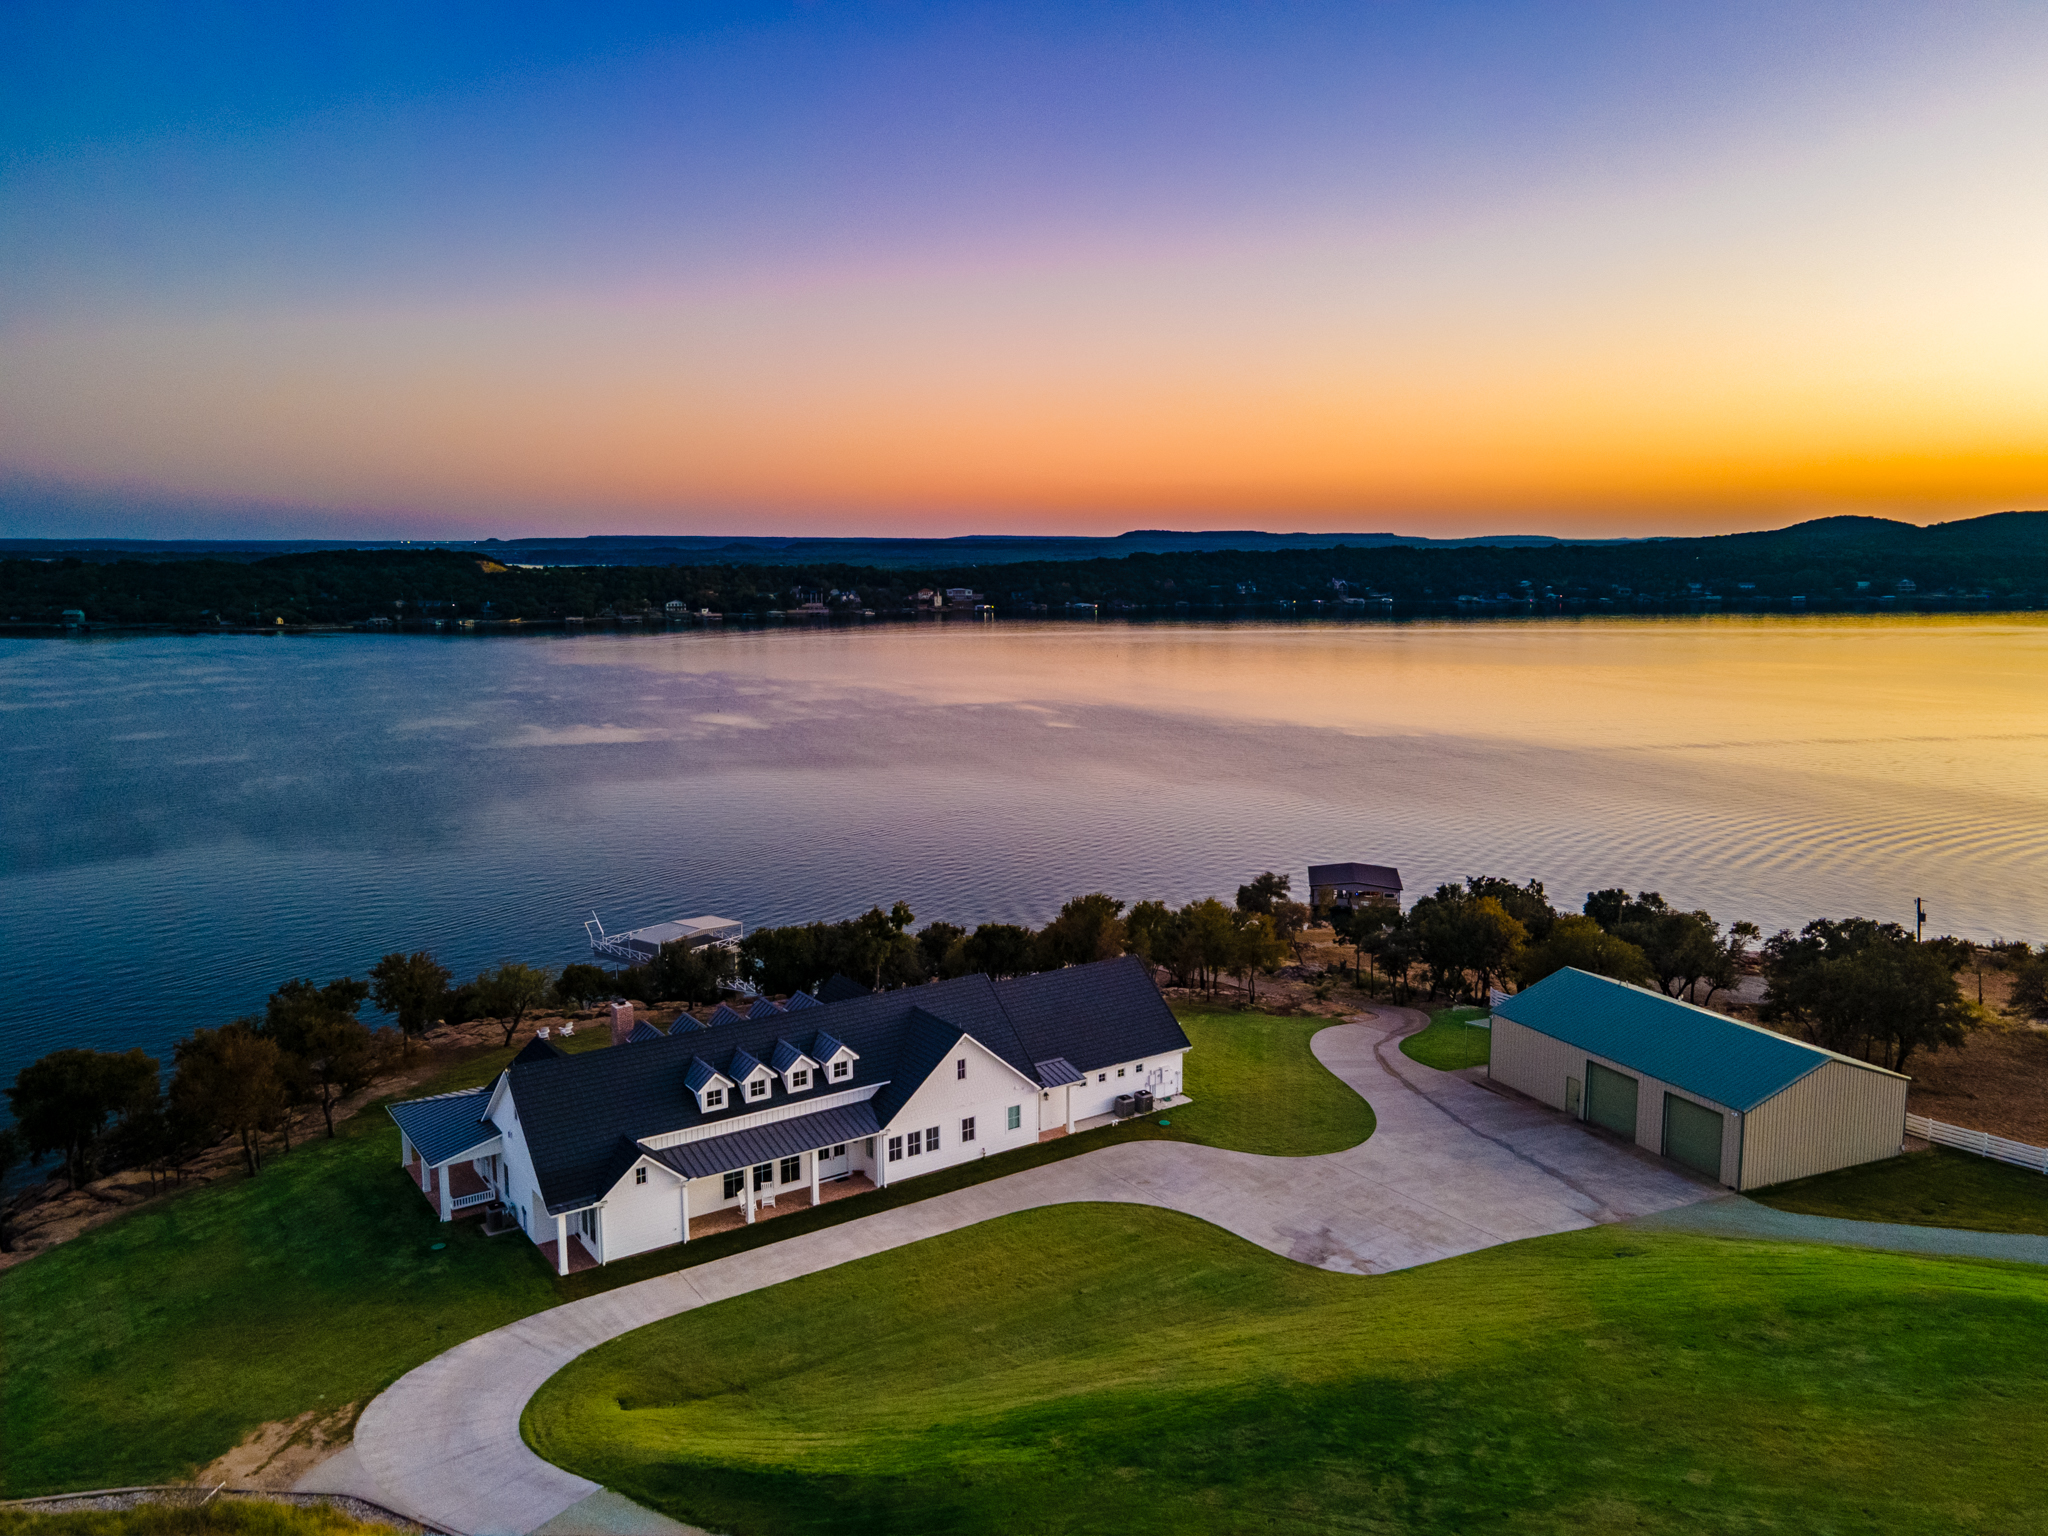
[
  {"xmin": 554, "ymin": 1211, "xmax": 569, "ymax": 1276},
  {"xmin": 809, "ymin": 1150, "xmax": 820, "ymax": 1207},
  {"xmin": 1065, "ymin": 1087, "xmax": 1074, "ymax": 1136},
  {"xmin": 742, "ymin": 1172, "xmax": 755, "ymax": 1224},
  {"xmin": 437, "ymin": 1164, "xmax": 452, "ymax": 1221},
  {"xmin": 875, "ymin": 1135, "xmax": 888, "ymax": 1189},
  {"xmin": 680, "ymin": 1178, "xmax": 690, "ymax": 1244}
]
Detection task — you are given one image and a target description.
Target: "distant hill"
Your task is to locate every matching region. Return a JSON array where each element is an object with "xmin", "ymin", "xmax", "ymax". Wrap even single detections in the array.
[{"xmin": 4, "ymin": 511, "xmax": 2041, "ymax": 628}]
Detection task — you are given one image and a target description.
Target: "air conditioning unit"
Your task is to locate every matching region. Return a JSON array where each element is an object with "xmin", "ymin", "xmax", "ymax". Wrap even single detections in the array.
[
  {"xmin": 1132, "ymin": 1089, "xmax": 1154, "ymax": 1116},
  {"xmin": 1113, "ymin": 1093, "xmax": 1136, "ymax": 1119}
]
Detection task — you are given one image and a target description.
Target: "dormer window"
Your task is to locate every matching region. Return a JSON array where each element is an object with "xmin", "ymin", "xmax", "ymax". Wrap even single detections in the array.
[
  {"xmin": 705, "ymin": 1088, "xmax": 724, "ymax": 1108},
  {"xmin": 832, "ymin": 1060, "xmax": 850, "ymax": 1080},
  {"xmin": 792, "ymin": 1069, "xmax": 810, "ymax": 1089},
  {"xmin": 748, "ymin": 1078, "xmax": 769, "ymax": 1099},
  {"xmin": 684, "ymin": 1055, "xmax": 735, "ymax": 1116}
]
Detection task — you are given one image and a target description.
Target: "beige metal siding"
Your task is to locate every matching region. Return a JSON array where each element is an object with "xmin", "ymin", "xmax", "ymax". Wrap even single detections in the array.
[
  {"xmin": 1738, "ymin": 1060, "xmax": 1908, "ymax": 1190},
  {"xmin": 1492, "ymin": 1017, "xmax": 1740, "ymax": 1185}
]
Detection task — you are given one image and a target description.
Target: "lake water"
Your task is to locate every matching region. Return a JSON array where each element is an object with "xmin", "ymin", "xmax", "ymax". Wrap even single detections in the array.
[{"xmin": 5, "ymin": 615, "xmax": 2046, "ymax": 1116}]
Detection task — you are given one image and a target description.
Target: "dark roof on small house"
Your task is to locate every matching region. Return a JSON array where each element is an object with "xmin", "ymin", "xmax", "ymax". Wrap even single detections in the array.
[
  {"xmin": 511, "ymin": 1036, "xmax": 565, "ymax": 1066},
  {"xmin": 387, "ymin": 1086, "xmax": 499, "ymax": 1165},
  {"xmin": 1306, "ymin": 862, "xmax": 1402, "ymax": 892},
  {"xmin": 1493, "ymin": 968, "xmax": 1907, "ymax": 1113},
  {"xmin": 505, "ymin": 954, "xmax": 1188, "ymax": 1214}
]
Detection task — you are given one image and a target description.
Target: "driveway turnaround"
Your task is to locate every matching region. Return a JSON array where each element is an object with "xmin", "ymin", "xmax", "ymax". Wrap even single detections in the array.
[{"xmin": 330, "ymin": 1009, "xmax": 1713, "ymax": 1535}]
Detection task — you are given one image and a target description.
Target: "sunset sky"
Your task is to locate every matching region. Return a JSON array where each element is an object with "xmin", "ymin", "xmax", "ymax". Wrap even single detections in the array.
[{"xmin": 5, "ymin": 2, "xmax": 2047, "ymax": 539}]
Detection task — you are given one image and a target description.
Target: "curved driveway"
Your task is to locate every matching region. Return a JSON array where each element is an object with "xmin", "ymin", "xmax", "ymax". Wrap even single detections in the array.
[{"xmin": 340, "ymin": 1009, "xmax": 1713, "ymax": 1535}]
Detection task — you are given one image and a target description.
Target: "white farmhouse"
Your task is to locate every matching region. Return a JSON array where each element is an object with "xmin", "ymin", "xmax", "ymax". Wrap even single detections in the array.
[{"xmin": 387, "ymin": 955, "xmax": 1190, "ymax": 1273}]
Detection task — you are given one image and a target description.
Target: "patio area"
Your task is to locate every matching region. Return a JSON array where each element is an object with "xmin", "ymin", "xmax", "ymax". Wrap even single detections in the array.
[
  {"xmin": 535, "ymin": 1234, "xmax": 600, "ymax": 1274},
  {"xmin": 687, "ymin": 1173, "xmax": 877, "ymax": 1239}
]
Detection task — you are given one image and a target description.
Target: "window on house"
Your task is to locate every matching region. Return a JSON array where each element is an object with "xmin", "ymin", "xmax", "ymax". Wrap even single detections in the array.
[
  {"xmin": 907, "ymin": 1129, "xmax": 922, "ymax": 1156},
  {"xmin": 832, "ymin": 1060, "xmax": 850, "ymax": 1079},
  {"xmin": 1098, "ymin": 1073, "xmax": 1106, "ymax": 1083},
  {"xmin": 961, "ymin": 1116, "xmax": 976, "ymax": 1141},
  {"xmin": 1117, "ymin": 1068, "xmax": 1125, "ymax": 1078},
  {"xmin": 828, "ymin": 1144, "xmax": 846, "ymax": 1158},
  {"xmin": 723, "ymin": 1170, "xmax": 745, "ymax": 1199},
  {"xmin": 888, "ymin": 1136, "xmax": 903, "ymax": 1161},
  {"xmin": 1135, "ymin": 1063, "xmax": 1143, "ymax": 1071},
  {"xmin": 780, "ymin": 1156, "xmax": 802, "ymax": 1183},
  {"xmin": 926, "ymin": 1125, "xmax": 939, "ymax": 1150},
  {"xmin": 956, "ymin": 1058, "xmax": 967, "ymax": 1080},
  {"xmin": 1006, "ymin": 1105, "xmax": 1021, "ymax": 1131},
  {"xmin": 753, "ymin": 1163, "xmax": 773, "ymax": 1189},
  {"xmin": 792, "ymin": 1069, "xmax": 809, "ymax": 1089},
  {"xmin": 749, "ymin": 1078, "xmax": 768, "ymax": 1098},
  {"xmin": 705, "ymin": 1088, "xmax": 724, "ymax": 1107},
  {"xmin": 634, "ymin": 1166, "xmax": 647, "ymax": 1185}
]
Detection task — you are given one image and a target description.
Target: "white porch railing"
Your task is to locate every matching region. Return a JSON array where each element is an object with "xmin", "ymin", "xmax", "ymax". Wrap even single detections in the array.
[
  {"xmin": 1905, "ymin": 1113, "xmax": 2048, "ymax": 1174},
  {"xmin": 450, "ymin": 1189, "xmax": 496, "ymax": 1210}
]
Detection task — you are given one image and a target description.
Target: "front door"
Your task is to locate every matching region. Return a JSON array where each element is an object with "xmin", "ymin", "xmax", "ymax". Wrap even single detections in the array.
[
  {"xmin": 1585, "ymin": 1061, "xmax": 1639, "ymax": 1141},
  {"xmin": 816, "ymin": 1143, "xmax": 850, "ymax": 1180}
]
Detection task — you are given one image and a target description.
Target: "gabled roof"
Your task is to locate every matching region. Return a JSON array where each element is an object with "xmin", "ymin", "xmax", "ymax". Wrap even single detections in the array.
[
  {"xmin": 727, "ymin": 1047, "xmax": 770, "ymax": 1081},
  {"xmin": 387, "ymin": 1086, "xmax": 499, "ymax": 1165},
  {"xmin": 747, "ymin": 998, "xmax": 784, "ymax": 1019},
  {"xmin": 683, "ymin": 1056, "xmax": 731, "ymax": 1093},
  {"xmin": 505, "ymin": 954, "xmax": 1190, "ymax": 1213},
  {"xmin": 816, "ymin": 973, "xmax": 871, "ymax": 1004},
  {"xmin": 706, "ymin": 1003, "xmax": 747, "ymax": 1026},
  {"xmin": 642, "ymin": 1102, "xmax": 883, "ymax": 1182},
  {"xmin": 626, "ymin": 1021, "xmax": 667, "ymax": 1043},
  {"xmin": 1306, "ymin": 861, "xmax": 1402, "ymax": 891},
  {"xmin": 668, "ymin": 1012, "xmax": 707, "ymax": 1033},
  {"xmin": 511, "ymin": 1036, "xmax": 565, "ymax": 1066},
  {"xmin": 783, "ymin": 991, "xmax": 823, "ymax": 1012},
  {"xmin": 1493, "ymin": 968, "xmax": 1908, "ymax": 1113},
  {"xmin": 769, "ymin": 1039, "xmax": 818, "ymax": 1074}
]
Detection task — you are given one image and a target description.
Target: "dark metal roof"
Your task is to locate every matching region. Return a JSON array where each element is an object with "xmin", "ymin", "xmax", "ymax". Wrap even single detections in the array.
[
  {"xmin": 747, "ymin": 998, "xmax": 784, "ymax": 1019},
  {"xmin": 511, "ymin": 1036, "xmax": 565, "ymax": 1066},
  {"xmin": 1033, "ymin": 1057, "xmax": 1084, "ymax": 1087},
  {"xmin": 626, "ymin": 1021, "xmax": 667, "ymax": 1042},
  {"xmin": 816, "ymin": 973, "xmax": 871, "ymax": 1004},
  {"xmin": 783, "ymin": 991, "xmax": 823, "ymax": 1012},
  {"xmin": 728, "ymin": 1047, "xmax": 767, "ymax": 1080},
  {"xmin": 387, "ymin": 1086, "xmax": 499, "ymax": 1165},
  {"xmin": 1494, "ymin": 968, "xmax": 1906, "ymax": 1112},
  {"xmin": 769, "ymin": 1038, "xmax": 816, "ymax": 1073},
  {"xmin": 1306, "ymin": 861, "xmax": 1403, "ymax": 891},
  {"xmin": 706, "ymin": 1003, "xmax": 746, "ymax": 1026},
  {"xmin": 684, "ymin": 1055, "xmax": 729, "ymax": 1092},
  {"xmin": 506, "ymin": 955, "xmax": 1190, "ymax": 1213},
  {"xmin": 668, "ymin": 1012, "xmax": 708, "ymax": 1033},
  {"xmin": 642, "ymin": 1102, "xmax": 882, "ymax": 1181}
]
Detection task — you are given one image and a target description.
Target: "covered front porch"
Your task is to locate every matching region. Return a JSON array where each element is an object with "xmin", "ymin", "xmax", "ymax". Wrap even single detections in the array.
[
  {"xmin": 685, "ymin": 1171, "xmax": 876, "ymax": 1239},
  {"xmin": 388, "ymin": 1085, "xmax": 504, "ymax": 1222}
]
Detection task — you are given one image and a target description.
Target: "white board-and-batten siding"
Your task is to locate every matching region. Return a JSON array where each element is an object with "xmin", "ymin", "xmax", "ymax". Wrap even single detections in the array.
[
  {"xmin": 1735, "ymin": 1059, "xmax": 1908, "ymax": 1191},
  {"xmin": 1489, "ymin": 1016, "xmax": 1741, "ymax": 1185}
]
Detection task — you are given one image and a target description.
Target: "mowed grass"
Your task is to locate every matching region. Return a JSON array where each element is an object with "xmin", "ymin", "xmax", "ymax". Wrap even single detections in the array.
[
  {"xmin": 0, "ymin": 1005, "xmax": 1368, "ymax": 1494},
  {"xmin": 527, "ymin": 1206, "xmax": 2048, "ymax": 1536},
  {"xmin": 0, "ymin": 1501, "xmax": 391, "ymax": 1536},
  {"xmin": 1400, "ymin": 1005, "xmax": 1493, "ymax": 1071},
  {"xmin": 1753, "ymin": 1148, "xmax": 2048, "ymax": 1236}
]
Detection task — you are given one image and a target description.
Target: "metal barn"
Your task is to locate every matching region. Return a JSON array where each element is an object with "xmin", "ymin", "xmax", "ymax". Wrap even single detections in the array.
[{"xmin": 1490, "ymin": 968, "xmax": 1909, "ymax": 1190}]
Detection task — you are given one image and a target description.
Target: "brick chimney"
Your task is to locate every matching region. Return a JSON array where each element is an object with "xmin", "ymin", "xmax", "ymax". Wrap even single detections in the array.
[{"xmin": 609, "ymin": 1000, "xmax": 636, "ymax": 1045}]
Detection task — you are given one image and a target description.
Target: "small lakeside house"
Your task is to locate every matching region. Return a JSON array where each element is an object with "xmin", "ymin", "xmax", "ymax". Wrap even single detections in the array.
[
  {"xmin": 387, "ymin": 955, "xmax": 1191, "ymax": 1273},
  {"xmin": 1307, "ymin": 862, "xmax": 1403, "ymax": 909},
  {"xmin": 1490, "ymin": 967, "xmax": 1909, "ymax": 1188}
]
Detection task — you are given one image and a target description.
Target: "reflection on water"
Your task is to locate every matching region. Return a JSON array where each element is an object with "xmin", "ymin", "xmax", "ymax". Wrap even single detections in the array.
[{"xmin": 3, "ymin": 616, "xmax": 2045, "ymax": 1098}]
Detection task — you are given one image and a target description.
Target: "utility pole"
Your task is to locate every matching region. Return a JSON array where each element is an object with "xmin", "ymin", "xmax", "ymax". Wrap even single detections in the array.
[{"xmin": 1914, "ymin": 897, "xmax": 1927, "ymax": 942}]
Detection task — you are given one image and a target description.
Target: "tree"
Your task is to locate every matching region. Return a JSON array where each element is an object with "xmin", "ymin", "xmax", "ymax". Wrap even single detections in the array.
[
  {"xmin": 1235, "ymin": 872, "xmax": 1292, "ymax": 915},
  {"xmin": 1617, "ymin": 908, "xmax": 1725, "ymax": 999},
  {"xmin": 371, "ymin": 951, "xmax": 452, "ymax": 1057},
  {"xmin": 1699, "ymin": 921, "xmax": 1761, "ymax": 1007},
  {"xmin": 848, "ymin": 904, "xmax": 921, "ymax": 991},
  {"xmin": 1515, "ymin": 915, "xmax": 1655, "ymax": 989},
  {"xmin": 1334, "ymin": 901, "xmax": 1402, "ymax": 990},
  {"xmin": 649, "ymin": 940, "xmax": 737, "ymax": 1008},
  {"xmin": 1406, "ymin": 886, "xmax": 1526, "ymax": 1003},
  {"xmin": 262, "ymin": 976, "xmax": 382, "ymax": 1139},
  {"xmin": 1760, "ymin": 918, "xmax": 1980, "ymax": 1071},
  {"xmin": 1227, "ymin": 911, "xmax": 1290, "ymax": 1002},
  {"xmin": 2009, "ymin": 953, "xmax": 2048, "ymax": 1020},
  {"xmin": 474, "ymin": 961, "xmax": 556, "ymax": 1047},
  {"xmin": 555, "ymin": 963, "xmax": 608, "ymax": 1011},
  {"xmin": 0, "ymin": 1125, "xmax": 21, "ymax": 1250},
  {"xmin": 963, "ymin": 922, "xmax": 1040, "ymax": 979},
  {"xmin": 1378, "ymin": 928, "xmax": 1416, "ymax": 1003},
  {"xmin": 171, "ymin": 1024, "xmax": 286, "ymax": 1175},
  {"xmin": 1040, "ymin": 893, "xmax": 1127, "ymax": 967},
  {"xmin": 6, "ymin": 1047, "xmax": 159, "ymax": 1187},
  {"xmin": 1123, "ymin": 900, "xmax": 1173, "ymax": 967},
  {"xmin": 1464, "ymin": 877, "xmax": 1557, "ymax": 942},
  {"xmin": 917, "ymin": 922, "xmax": 968, "ymax": 978},
  {"xmin": 1181, "ymin": 898, "xmax": 1241, "ymax": 996}
]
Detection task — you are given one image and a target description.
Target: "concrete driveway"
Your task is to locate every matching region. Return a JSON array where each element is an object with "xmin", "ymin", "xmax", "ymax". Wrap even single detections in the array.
[{"xmin": 325, "ymin": 1008, "xmax": 1713, "ymax": 1535}]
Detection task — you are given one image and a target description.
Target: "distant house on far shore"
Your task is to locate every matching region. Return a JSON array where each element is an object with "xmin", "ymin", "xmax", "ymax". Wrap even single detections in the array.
[{"xmin": 1308, "ymin": 862, "xmax": 1403, "ymax": 910}]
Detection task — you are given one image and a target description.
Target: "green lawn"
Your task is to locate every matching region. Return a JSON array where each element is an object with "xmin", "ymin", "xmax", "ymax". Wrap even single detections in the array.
[
  {"xmin": 1400, "ymin": 1006, "xmax": 1493, "ymax": 1071},
  {"xmin": 0, "ymin": 1501, "xmax": 389, "ymax": 1536},
  {"xmin": 527, "ymin": 1205, "xmax": 2048, "ymax": 1536},
  {"xmin": 0, "ymin": 1006, "xmax": 1369, "ymax": 1495},
  {"xmin": 1752, "ymin": 1148, "xmax": 2048, "ymax": 1236}
]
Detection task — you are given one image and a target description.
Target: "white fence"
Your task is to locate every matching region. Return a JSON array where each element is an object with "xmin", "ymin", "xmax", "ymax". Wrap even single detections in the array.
[{"xmin": 1905, "ymin": 1113, "xmax": 2048, "ymax": 1174}]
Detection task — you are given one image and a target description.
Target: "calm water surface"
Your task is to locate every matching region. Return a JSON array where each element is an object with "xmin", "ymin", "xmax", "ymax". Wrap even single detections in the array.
[{"xmin": 5, "ymin": 615, "xmax": 2046, "ymax": 1110}]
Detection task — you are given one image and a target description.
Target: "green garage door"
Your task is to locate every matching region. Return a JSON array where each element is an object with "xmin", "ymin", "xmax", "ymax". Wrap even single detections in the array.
[
  {"xmin": 1663, "ymin": 1094, "xmax": 1725, "ymax": 1179},
  {"xmin": 1585, "ymin": 1061, "xmax": 1639, "ymax": 1140}
]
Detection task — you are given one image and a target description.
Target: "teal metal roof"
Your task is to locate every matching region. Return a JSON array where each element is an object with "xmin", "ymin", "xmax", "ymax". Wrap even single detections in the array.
[{"xmin": 1493, "ymin": 968, "xmax": 1902, "ymax": 1112}]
